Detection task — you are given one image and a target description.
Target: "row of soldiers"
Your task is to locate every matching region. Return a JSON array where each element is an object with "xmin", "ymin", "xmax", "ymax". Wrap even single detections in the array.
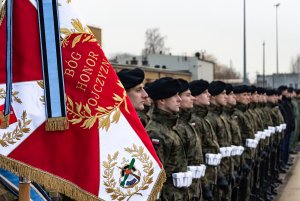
[{"xmin": 117, "ymin": 68, "xmax": 300, "ymax": 201}]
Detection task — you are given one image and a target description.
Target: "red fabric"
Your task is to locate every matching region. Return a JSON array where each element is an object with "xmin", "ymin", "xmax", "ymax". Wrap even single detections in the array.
[
  {"xmin": 1, "ymin": 0, "xmax": 162, "ymax": 197},
  {"xmin": 0, "ymin": 0, "xmax": 43, "ymax": 83},
  {"xmin": 9, "ymin": 123, "xmax": 100, "ymax": 195}
]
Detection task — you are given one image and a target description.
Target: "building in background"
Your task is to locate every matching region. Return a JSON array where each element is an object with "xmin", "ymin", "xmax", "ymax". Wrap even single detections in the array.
[
  {"xmin": 112, "ymin": 53, "xmax": 215, "ymax": 82},
  {"xmin": 113, "ymin": 64, "xmax": 191, "ymax": 84},
  {"xmin": 257, "ymin": 73, "xmax": 300, "ymax": 89},
  {"xmin": 88, "ymin": 25, "xmax": 102, "ymax": 46}
]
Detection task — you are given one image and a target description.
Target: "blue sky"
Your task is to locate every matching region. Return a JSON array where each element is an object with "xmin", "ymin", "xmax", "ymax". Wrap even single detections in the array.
[{"xmin": 73, "ymin": 0, "xmax": 300, "ymax": 82}]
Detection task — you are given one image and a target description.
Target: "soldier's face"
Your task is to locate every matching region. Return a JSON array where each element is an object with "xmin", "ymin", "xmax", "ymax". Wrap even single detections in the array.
[
  {"xmin": 267, "ymin": 95, "xmax": 276, "ymax": 103},
  {"xmin": 236, "ymin": 92, "xmax": 249, "ymax": 104},
  {"xmin": 180, "ymin": 89, "xmax": 195, "ymax": 109},
  {"xmin": 144, "ymin": 97, "xmax": 152, "ymax": 107},
  {"xmin": 214, "ymin": 90, "xmax": 228, "ymax": 106},
  {"xmin": 251, "ymin": 92, "xmax": 259, "ymax": 103},
  {"xmin": 227, "ymin": 92, "xmax": 236, "ymax": 106},
  {"xmin": 127, "ymin": 83, "xmax": 148, "ymax": 111},
  {"xmin": 159, "ymin": 93, "xmax": 182, "ymax": 113},
  {"xmin": 194, "ymin": 90, "xmax": 210, "ymax": 106}
]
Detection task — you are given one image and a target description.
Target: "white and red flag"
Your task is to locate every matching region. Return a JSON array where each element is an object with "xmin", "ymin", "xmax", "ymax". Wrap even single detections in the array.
[{"xmin": 0, "ymin": 0, "xmax": 165, "ymax": 200}]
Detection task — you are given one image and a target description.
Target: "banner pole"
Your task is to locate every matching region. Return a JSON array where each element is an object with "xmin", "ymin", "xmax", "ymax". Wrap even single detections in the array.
[{"xmin": 18, "ymin": 177, "xmax": 30, "ymax": 201}]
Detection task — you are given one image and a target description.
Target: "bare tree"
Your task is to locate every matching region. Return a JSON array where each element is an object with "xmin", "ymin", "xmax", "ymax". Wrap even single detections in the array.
[
  {"xmin": 291, "ymin": 55, "xmax": 300, "ymax": 73},
  {"xmin": 204, "ymin": 53, "xmax": 241, "ymax": 79},
  {"xmin": 142, "ymin": 28, "xmax": 169, "ymax": 56}
]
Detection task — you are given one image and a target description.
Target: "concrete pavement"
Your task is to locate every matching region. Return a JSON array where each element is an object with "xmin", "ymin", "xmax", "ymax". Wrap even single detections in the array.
[{"xmin": 274, "ymin": 153, "xmax": 300, "ymax": 201}]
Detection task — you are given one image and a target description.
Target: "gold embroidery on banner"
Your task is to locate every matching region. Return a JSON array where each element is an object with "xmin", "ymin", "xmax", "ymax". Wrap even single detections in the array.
[
  {"xmin": 36, "ymin": 81, "xmax": 45, "ymax": 104},
  {"xmin": 61, "ymin": 19, "xmax": 96, "ymax": 48},
  {"xmin": 103, "ymin": 145, "xmax": 154, "ymax": 201},
  {"xmin": 67, "ymin": 80, "xmax": 129, "ymax": 130},
  {"xmin": 0, "ymin": 111, "xmax": 31, "ymax": 147},
  {"xmin": 0, "ymin": 88, "xmax": 22, "ymax": 104}
]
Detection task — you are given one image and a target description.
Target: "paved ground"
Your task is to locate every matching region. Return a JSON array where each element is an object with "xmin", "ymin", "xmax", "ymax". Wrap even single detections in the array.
[{"xmin": 274, "ymin": 152, "xmax": 300, "ymax": 201}]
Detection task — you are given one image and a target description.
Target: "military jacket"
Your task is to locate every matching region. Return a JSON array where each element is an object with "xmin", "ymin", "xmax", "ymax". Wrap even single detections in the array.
[
  {"xmin": 176, "ymin": 108, "xmax": 204, "ymax": 200},
  {"xmin": 176, "ymin": 108, "xmax": 204, "ymax": 165},
  {"xmin": 206, "ymin": 104, "xmax": 232, "ymax": 176},
  {"xmin": 223, "ymin": 106, "xmax": 243, "ymax": 170},
  {"xmin": 146, "ymin": 107, "xmax": 188, "ymax": 177},
  {"xmin": 190, "ymin": 105, "xmax": 220, "ymax": 185},
  {"xmin": 146, "ymin": 108, "xmax": 190, "ymax": 201},
  {"xmin": 138, "ymin": 105, "xmax": 152, "ymax": 127},
  {"xmin": 234, "ymin": 103, "xmax": 255, "ymax": 160}
]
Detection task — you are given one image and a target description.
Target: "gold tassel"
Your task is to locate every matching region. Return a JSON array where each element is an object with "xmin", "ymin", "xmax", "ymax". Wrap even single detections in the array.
[
  {"xmin": 0, "ymin": 0, "xmax": 5, "ymax": 26},
  {"xmin": 147, "ymin": 169, "xmax": 166, "ymax": 201},
  {"xmin": 0, "ymin": 114, "xmax": 10, "ymax": 129},
  {"xmin": 0, "ymin": 155, "xmax": 103, "ymax": 201},
  {"xmin": 45, "ymin": 117, "xmax": 69, "ymax": 131}
]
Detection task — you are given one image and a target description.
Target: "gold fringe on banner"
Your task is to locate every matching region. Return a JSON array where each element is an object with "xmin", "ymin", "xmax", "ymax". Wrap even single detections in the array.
[
  {"xmin": 147, "ymin": 168, "xmax": 166, "ymax": 201},
  {"xmin": 0, "ymin": 155, "xmax": 104, "ymax": 201},
  {"xmin": 0, "ymin": 114, "xmax": 10, "ymax": 129},
  {"xmin": 0, "ymin": 0, "xmax": 5, "ymax": 26},
  {"xmin": 147, "ymin": 169, "xmax": 167, "ymax": 201},
  {"xmin": 45, "ymin": 117, "xmax": 69, "ymax": 131}
]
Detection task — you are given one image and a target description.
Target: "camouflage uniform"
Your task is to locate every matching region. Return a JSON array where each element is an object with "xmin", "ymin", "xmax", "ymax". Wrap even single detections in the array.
[
  {"xmin": 146, "ymin": 107, "xmax": 189, "ymax": 201},
  {"xmin": 176, "ymin": 108, "xmax": 204, "ymax": 201},
  {"xmin": 190, "ymin": 105, "xmax": 220, "ymax": 201},
  {"xmin": 234, "ymin": 102, "xmax": 255, "ymax": 201},
  {"xmin": 206, "ymin": 104, "xmax": 233, "ymax": 201},
  {"xmin": 246, "ymin": 103, "xmax": 261, "ymax": 194},
  {"xmin": 138, "ymin": 105, "xmax": 152, "ymax": 127},
  {"xmin": 223, "ymin": 106, "xmax": 243, "ymax": 201}
]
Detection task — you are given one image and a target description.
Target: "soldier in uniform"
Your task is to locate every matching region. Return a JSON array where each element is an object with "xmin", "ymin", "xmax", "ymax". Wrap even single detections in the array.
[
  {"xmin": 223, "ymin": 84, "xmax": 242, "ymax": 201},
  {"xmin": 146, "ymin": 77, "xmax": 190, "ymax": 201},
  {"xmin": 117, "ymin": 68, "xmax": 148, "ymax": 111},
  {"xmin": 289, "ymin": 87, "xmax": 300, "ymax": 153},
  {"xmin": 277, "ymin": 86, "xmax": 295, "ymax": 169},
  {"xmin": 176, "ymin": 79, "xmax": 205, "ymax": 201},
  {"xmin": 233, "ymin": 85, "xmax": 254, "ymax": 201},
  {"xmin": 206, "ymin": 81, "xmax": 232, "ymax": 201},
  {"xmin": 189, "ymin": 79, "xmax": 218, "ymax": 201}
]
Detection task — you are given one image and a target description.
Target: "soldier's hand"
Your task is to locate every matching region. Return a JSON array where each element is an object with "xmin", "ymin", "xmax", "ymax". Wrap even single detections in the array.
[
  {"xmin": 202, "ymin": 186, "xmax": 213, "ymax": 201},
  {"xmin": 217, "ymin": 176, "xmax": 229, "ymax": 191}
]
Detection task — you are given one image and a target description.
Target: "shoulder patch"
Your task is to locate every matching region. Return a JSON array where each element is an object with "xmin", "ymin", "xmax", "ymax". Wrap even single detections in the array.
[{"xmin": 151, "ymin": 138, "xmax": 160, "ymax": 145}]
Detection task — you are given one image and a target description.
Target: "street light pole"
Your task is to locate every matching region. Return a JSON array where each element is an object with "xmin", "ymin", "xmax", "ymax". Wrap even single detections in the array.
[
  {"xmin": 263, "ymin": 41, "xmax": 265, "ymax": 87},
  {"xmin": 275, "ymin": 3, "xmax": 280, "ymax": 74},
  {"xmin": 243, "ymin": 0, "xmax": 247, "ymax": 84}
]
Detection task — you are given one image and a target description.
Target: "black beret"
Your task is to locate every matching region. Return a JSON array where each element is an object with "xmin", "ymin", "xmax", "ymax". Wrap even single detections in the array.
[
  {"xmin": 266, "ymin": 88, "xmax": 276, "ymax": 96},
  {"xmin": 177, "ymin": 79, "xmax": 189, "ymax": 94},
  {"xmin": 208, "ymin": 81, "xmax": 227, "ymax": 96},
  {"xmin": 225, "ymin": 84, "xmax": 233, "ymax": 95},
  {"xmin": 277, "ymin": 85, "xmax": 288, "ymax": 94},
  {"xmin": 256, "ymin": 87, "xmax": 266, "ymax": 95},
  {"xmin": 189, "ymin": 79, "xmax": 209, "ymax": 96},
  {"xmin": 147, "ymin": 77, "xmax": 181, "ymax": 100},
  {"xmin": 249, "ymin": 85, "xmax": 257, "ymax": 94},
  {"xmin": 144, "ymin": 82, "xmax": 153, "ymax": 95},
  {"xmin": 117, "ymin": 68, "xmax": 144, "ymax": 90},
  {"xmin": 233, "ymin": 85, "xmax": 249, "ymax": 94},
  {"xmin": 288, "ymin": 87, "xmax": 294, "ymax": 93}
]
